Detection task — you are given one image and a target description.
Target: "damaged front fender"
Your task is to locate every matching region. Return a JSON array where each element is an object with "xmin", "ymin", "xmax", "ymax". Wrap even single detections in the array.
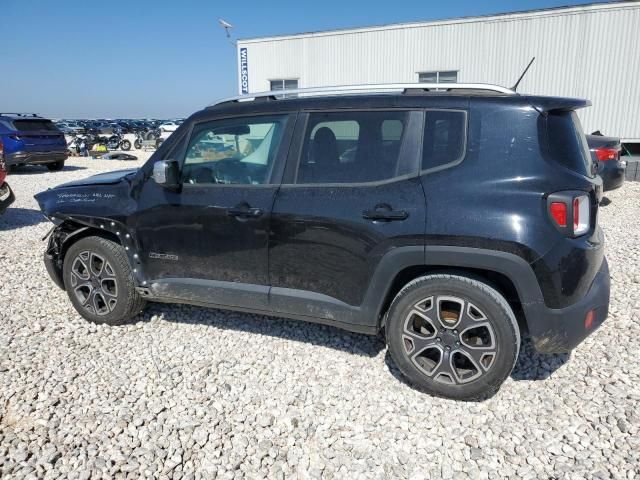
[{"xmin": 34, "ymin": 170, "xmax": 147, "ymax": 291}]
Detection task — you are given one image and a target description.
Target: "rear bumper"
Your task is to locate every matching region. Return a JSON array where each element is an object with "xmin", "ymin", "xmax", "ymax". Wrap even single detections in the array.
[
  {"xmin": 5, "ymin": 150, "xmax": 68, "ymax": 166},
  {"xmin": 527, "ymin": 257, "xmax": 610, "ymax": 353},
  {"xmin": 601, "ymin": 161, "xmax": 626, "ymax": 191},
  {"xmin": 0, "ymin": 182, "xmax": 15, "ymax": 215}
]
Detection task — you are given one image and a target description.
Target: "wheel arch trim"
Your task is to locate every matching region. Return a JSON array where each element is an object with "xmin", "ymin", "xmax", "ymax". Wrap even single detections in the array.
[{"xmin": 366, "ymin": 245, "xmax": 544, "ymax": 330}]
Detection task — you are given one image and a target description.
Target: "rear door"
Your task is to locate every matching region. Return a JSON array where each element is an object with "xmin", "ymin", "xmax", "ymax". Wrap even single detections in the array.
[{"xmin": 269, "ymin": 109, "xmax": 425, "ymax": 326}]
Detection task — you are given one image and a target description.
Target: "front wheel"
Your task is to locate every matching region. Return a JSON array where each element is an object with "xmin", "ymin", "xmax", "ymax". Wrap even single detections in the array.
[
  {"xmin": 386, "ymin": 274, "xmax": 520, "ymax": 401},
  {"xmin": 63, "ymin": 236, "xmax": 146, "ymax": 325},
  {"xmin": 120, "ymin": 139, "xmax": 131, "ymax": 151},
  {"xmin": 46, "ymin": 161, "xmax": 65, "ymax": 171}
]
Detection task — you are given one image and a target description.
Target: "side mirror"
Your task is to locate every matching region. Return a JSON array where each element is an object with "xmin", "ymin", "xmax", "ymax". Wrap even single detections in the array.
[{"xmin": 153, "ymin": 160, "xmax": 180, "ymax": 187}]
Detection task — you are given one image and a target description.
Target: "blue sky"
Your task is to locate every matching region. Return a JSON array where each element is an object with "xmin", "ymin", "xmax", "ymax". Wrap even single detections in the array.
[{"xmin": 1, "ymin": 0, "xmax": 600, "ymax": 119}]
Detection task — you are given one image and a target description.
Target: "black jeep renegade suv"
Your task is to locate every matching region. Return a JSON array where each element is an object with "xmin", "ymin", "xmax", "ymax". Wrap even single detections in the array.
[{"xmin": 35, "ymin": 85, "xmax": 610, "ymax": 400}]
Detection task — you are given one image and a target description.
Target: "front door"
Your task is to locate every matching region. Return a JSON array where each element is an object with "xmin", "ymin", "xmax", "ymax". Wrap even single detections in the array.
[
  {"xmin": 269, "ymin": 110, "xmax": 426, "ymax": 326},
  {"xmin": 135, "ymin": 113, "xmax": 295, "ymax": 309}
]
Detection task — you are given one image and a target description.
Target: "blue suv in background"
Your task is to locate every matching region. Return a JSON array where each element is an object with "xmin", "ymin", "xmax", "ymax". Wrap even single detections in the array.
[{"xmin": 0, "ymin": 113, "xmax": 68, "ymax": 171}]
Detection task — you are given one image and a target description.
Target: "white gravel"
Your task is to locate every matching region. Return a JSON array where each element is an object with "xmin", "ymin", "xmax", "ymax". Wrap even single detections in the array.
[{"xmin": 1, "ymin": 156, "xmax": 639, "ymax": 479}]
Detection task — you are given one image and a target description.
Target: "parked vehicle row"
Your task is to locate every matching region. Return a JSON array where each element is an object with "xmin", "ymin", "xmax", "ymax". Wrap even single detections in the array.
[
  {"xmin": 35, "ymin": 84, "xmax": 611, "ymax": 400},
  {"xmin": 55, "ymin": 118, "xmax": 184, "ymax": 136}
]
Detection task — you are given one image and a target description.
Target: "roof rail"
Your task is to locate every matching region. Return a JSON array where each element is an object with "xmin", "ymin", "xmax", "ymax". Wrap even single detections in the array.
[
  {"xmin": 209, "ymin": 82, "xmax": 515, "ymax": 106},
  {"xmin": 0, "ymin": 112, "xmax": 40, "ymax": 118}
]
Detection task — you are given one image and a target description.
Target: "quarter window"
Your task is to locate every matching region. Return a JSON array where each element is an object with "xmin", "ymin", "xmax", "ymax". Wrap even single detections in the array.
[
  {"xmin": 422, "ymin": 111, "xmax": 466, "ymax": 171},
  {"xmin": 182, "ymin": 115, "xmax": 289, "ymax": 185},
  {"xmin": 297, "ymin": 111, "xmax": 409, "ymax": 184}
]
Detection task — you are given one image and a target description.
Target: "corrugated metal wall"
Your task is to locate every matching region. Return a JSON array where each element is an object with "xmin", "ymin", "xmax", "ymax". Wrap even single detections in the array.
[{"xmin": 238, "ymin": 2, "xmax": 640, "ymax": 140}]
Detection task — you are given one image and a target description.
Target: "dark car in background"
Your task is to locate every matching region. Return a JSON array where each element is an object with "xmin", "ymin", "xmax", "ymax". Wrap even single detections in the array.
[
  {"xmin": 0, "ymin": 113, "xmax": 68, "ymax": 171},
  {"xmin": 587, "ymin": 133, "xmax": 626, "ymax": 191}
]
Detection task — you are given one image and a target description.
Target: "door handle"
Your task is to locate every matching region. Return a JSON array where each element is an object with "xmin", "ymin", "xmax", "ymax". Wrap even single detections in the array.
[
  {"xmin": 362, "ymin": 204, "xmax": 408, "ymax": 221},
  {"xmin": 227, "ymin": 205, "xmax": 264, "ymax": 218}
]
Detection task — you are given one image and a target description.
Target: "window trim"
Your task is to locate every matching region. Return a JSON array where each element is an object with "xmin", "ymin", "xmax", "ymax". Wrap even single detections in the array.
[
  {"xmin": 176, "ymin": 112, "xmax": 298, "ymax": 188},
  {"xmin": 282, "ymin": 109, "xmax": 423, "ymax": 187},
  {"xmin": 419, "ymin": 108, "xmax": 468, "ymax": 175}
]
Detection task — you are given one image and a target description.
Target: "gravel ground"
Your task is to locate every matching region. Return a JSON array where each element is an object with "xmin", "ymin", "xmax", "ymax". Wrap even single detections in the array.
[{"xmin": 1, "ymin": 156, "xmax": 639, "ymax": 479}]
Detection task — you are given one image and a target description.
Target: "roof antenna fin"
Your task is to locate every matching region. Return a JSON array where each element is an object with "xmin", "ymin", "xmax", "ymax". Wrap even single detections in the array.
[{"xmin": 511, "ymin": 57, "xmax": 535, "ymax": 92}]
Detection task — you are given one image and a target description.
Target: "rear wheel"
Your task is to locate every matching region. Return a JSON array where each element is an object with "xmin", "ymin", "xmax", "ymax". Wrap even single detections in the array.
[
  {"xmin": 386, "ymin": 274, "xmax": 520, "ymax": 401},
  {"xmin": 120, "ymin": 140, "xmax": 131, "ymax": 151},
  {"xmin": 134, "ymin": 139, "xmax": 142, "ymax": 149},
  {"xmin": 46, "ymin": 161, "xmax": 65, "ymax": 171},
  {"xmin": 63, "ymin": 236, "xmax": 146, "ymax": 325}
]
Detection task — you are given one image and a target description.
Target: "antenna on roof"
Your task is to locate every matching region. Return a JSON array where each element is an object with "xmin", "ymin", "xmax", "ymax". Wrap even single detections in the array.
[{"xmin": 511, "ymin": 57, "xmax": 535, "ymax": 92}]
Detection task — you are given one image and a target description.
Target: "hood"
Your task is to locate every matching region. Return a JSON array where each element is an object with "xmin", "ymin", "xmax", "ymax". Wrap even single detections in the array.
[
  {"xmin": 34, "ymin": 168, "xmax": 140, "ymax": 220},
  {"xmin": 55, "ymin": 168, "xmax": 138, "ymax": 188}
]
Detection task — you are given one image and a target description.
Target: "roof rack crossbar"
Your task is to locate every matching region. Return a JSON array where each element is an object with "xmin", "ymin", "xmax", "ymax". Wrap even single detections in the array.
[{"xmin": 209, "ymin": 82, "xmax": 515, "ymax": 106}]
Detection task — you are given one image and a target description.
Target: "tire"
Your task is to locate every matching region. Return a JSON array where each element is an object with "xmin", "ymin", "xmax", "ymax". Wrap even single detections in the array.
[
  {"xmin": 63, "ymin": 236, "xmax": 146, "ymax": 325},
  {"xmin": 134, "ymin": 139, "xmax": 142, "ymax": 149},
  {"xmin": 386, "ymin": 274, "xmax": 520, "ymax": 401},
  {"xmin": 120, "ymin": 140, "xmax": 131, "ymax": 151},
  {"xmin": 155, "ymin": 138, "xmax": 164, "ymax": 148},
  {"xmin": 46, "ymin": 161, "xmax": 65, "ymax": 171}
]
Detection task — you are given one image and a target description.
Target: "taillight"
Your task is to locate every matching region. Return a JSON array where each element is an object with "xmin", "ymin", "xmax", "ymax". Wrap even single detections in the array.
[
  {"xmin": 595, "ymin": 147, "xmax": 619, "ymax": 161},
  {"xmin": 549, "ymin": 202, "xmax": 567, "ymax": 227},
  {"xmin": 547, "ymin": 192, "xmax": 591, "ymax": 237}
]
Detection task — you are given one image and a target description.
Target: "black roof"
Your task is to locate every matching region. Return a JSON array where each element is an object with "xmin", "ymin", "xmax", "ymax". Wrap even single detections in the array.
[{"xmin": 196, "ymin": 92, "xmax": 589, "ymax": 120}]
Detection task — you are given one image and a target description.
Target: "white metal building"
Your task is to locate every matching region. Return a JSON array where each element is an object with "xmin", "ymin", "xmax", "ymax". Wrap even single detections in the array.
[{"xmin": 236, "ymin": 1, "xmax": 640, "ymax": 142}]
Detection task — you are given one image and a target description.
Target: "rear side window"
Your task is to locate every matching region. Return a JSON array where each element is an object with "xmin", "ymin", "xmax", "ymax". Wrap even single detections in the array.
[
  {"xmin": 297, "ymin": 111, "xmax": 409, "ymax": 184},
  {"xmin": 547, "ymin": 111, "xmax": 594, "ymax": 177},
  {"xmin": 422, "ymin": 110, "xmax": 466, "ymax": 171},
  {"xmin": 11, "ymin": 120, "xmax": 59, "ymax": 132}
]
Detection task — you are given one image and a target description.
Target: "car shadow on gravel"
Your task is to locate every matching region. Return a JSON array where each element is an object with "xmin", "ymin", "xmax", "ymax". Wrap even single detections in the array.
[
  {"xmin": 383, "ymin": 334, "xmax": 571, "ymax": 399},
  {"xmin": 148, "ymin": 304, "xmax": 387, "ymax": 357},
  {"xmin": 9, "ymin": 165, "xmax": 87, "ymax": 174},
  {"xmin": 0, "ymin": 208, "xmax": 47, "ymax": 230},
  {"xmin": 509, "ymin": 335, "xmax": 570, "ymax": 381}
]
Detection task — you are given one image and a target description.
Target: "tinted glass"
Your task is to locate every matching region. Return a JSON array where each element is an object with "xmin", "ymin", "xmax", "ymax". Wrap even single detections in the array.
[
  {"xmin": 422, "ymin": 110, "xmax": 466, "ymax": 170},
  {"xmin": 297, "ymin": 111, "xmax": 408, "ymax": 184},
  {"xmin": 418, "ymin": 72, "xmax": 437, "ymax": 83},
  {"xmin": 438, "ymin": 71, "xmax": 458, "ymax": 83},
  {"xmin": 182, "ymin": 115, "xmax": 289, "ymax": 185},
  {"xmin": 547, "ymin": 111, "xmax": 594, "ymax": 177},
  {"xmin": 12, "ymin": 120, "xmax": 59, "ymax": 132}
]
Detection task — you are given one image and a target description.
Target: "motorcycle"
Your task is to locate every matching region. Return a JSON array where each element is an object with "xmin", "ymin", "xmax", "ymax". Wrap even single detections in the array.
[
  {"xmin": 105, "ymin": 131, "xmax": 131, "ymax": 151},
  {"xmin": 133, "ymin": 128, "xmax": 161, "ymax": 149}
]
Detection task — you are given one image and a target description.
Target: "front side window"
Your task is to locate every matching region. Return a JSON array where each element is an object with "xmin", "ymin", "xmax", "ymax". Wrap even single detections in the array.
[
  {"xmin": 422, "ymin": 110, "xmax": 467, "ymax": 171},
  {"xmin": 182, "ymin": 115, "xmax": 289, "ymax": 185},
  {"xmin": 296, "ymin": 111, "xmax": 409, "ymax": 184}
]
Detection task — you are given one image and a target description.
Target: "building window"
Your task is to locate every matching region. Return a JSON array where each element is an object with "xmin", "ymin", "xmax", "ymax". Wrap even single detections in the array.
[
  {"xmin": 418, "ymin": 71, "xmax": 458, "ymax": 84},
  {"xmin": 270, "ymin": 79, "xmax": 298, "ymax": 98}
]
